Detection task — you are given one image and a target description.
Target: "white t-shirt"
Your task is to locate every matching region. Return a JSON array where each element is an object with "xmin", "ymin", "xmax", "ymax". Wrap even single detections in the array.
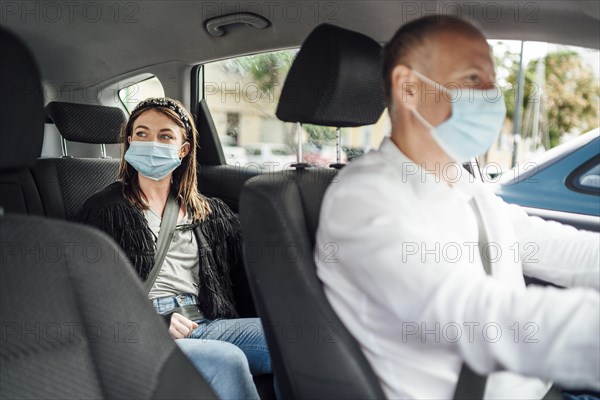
[{"xmin": 145, "ymin": 207, "xmax": 200, "ymax": 299}]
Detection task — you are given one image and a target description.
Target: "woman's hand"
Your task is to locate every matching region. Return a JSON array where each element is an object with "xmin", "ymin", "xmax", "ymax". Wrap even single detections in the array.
[{"xmin": 168, "ymin": 312, "xmax": 199, "ymax": 339}]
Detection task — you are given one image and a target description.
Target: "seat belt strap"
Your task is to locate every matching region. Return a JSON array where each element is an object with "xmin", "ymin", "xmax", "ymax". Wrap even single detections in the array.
[
  {"xmin": 453, "ymin": 363, "xmax": 488, "ymax": 400},
  {"xmin": 541, "ymin": 385, "xmax": 564, "ymax": 400},
  {"xmin": 144, "ymin": 192, "xmax": 179, "ymax": 294},
  {"xmin": 471, "ymin": 198, "xmax": 492, "ymax": 276},
  {"xmin": 452, "ymin": 198, "xmax": 491, "ymax": 400},
  {"xmin": 454, "ymin": 199, "xmax": 562, "ymax": 400}
]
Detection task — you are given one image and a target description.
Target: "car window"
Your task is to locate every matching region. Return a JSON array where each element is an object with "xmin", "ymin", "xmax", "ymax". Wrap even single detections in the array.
[
  {"xmin": 205, "ymin": 42, "xmax": 599, "ymax": 173},
  {"xmin": 118, "ymin": 76, "xmax": 165, "ymax": 114},
  {"xmin": 482, "ymin": 41, "xmax": 599, "ymax": 181},
  {"xmin": 577, "ymin": 162, "xmax": 600, "ymax": 191},
  {"xmin": 203, "ymin": 50, "xmax": 390, "ymax": 168}
]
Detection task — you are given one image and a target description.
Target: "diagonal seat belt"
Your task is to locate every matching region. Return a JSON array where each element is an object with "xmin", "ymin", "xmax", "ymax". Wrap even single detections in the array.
[
  {"xmin": 143, "ymin": 192, "xmax": 179, "ymax": 293},
  {"xmin": 452, "ymin": 199, "xmax": 563, "ymax": 400},
  {"xmin": 451, "ymin": 198, "xmax": 492, "ymax": 400}
]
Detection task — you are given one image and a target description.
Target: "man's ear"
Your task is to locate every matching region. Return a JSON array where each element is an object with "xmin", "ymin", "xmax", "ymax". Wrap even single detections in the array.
[{"xmin": 391, "ymin": 64, "xmax": 419, "ymax": 111}]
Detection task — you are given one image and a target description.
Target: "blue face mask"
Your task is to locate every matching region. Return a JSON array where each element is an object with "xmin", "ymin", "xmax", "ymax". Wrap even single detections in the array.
[
  {"xmin": 411, "ymin": 69, "xmax": 506, "ymax": 163},
  {"xmin": 124, "ymin": 141, "xmax": 186, "ymax": 181}
]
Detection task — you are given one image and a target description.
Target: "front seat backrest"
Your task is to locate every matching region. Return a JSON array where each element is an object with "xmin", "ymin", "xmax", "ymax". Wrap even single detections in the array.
[
  {"xmin": 0, "ymin": 25, "xmax": 216, "ymax": 400},
  {"xmin": 34, "ymin": 102, "xmax": 125, "ymax": 220},
  {"xmin": 240, "ymin": 24, "xmax": 386, "ymax": 399},
  {"xmin": 0, "ymin": 27, "xmax": 45, "ymax": 215}
]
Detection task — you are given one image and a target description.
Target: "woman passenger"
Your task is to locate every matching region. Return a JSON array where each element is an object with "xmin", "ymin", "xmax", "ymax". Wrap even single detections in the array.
[{"xmin": 77, "ymin": 97, "xmax": 272, "ymax": 399}]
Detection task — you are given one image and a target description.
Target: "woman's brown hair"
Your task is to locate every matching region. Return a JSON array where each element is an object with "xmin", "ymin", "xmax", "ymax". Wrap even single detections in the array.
[{"xmin": 118, "ymin": 97, "xmax": 210, "ymax": 221}]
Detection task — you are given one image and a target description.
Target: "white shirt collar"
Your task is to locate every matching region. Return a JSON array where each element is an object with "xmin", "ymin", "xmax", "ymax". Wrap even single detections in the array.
[{"xmin": 378, "ymin": 136, "xmax": 480, "ymax": 200}]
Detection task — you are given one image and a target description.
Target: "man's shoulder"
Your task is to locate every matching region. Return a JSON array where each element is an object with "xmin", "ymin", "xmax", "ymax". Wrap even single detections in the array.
[
  {"xmin": 320, "ymin": 147, "xmax": 406, "ymax": 215},
  {"xmin": 337, "ymin": 147, "xmax": 391, "ymax": 183},
  {"xmin": 328, "ymin": 146, "xmax": 405, "ymax": 198}
]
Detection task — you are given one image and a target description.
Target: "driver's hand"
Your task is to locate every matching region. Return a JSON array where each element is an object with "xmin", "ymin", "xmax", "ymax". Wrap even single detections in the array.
[{"xmin": 168, "ymin": 312, "xmax": 199, "ymax": 339}]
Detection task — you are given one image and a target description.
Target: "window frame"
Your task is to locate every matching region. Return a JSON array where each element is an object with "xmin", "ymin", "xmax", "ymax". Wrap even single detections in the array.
[
  {"xmin": 117, "ymin": 75, "xmax": 165, "ymax": 114},
  {"xmin": 566, "ymin": 155, "xmax": 600, "ymax": 196}
]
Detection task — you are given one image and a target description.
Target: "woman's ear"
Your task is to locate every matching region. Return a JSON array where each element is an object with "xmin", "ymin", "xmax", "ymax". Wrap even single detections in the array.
[
  {"xmin": 179, "ymin": 141, "xmax": 190, "ymax": 159},
  {"xmin": 391, "ymin": 64, "xmax": 419, "ymax": 111}
]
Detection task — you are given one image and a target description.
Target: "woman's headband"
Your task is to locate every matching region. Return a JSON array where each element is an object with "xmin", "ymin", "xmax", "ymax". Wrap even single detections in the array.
[{"xmin": 132, "ymin": 97, "xmax": 192, "ymax": 135}]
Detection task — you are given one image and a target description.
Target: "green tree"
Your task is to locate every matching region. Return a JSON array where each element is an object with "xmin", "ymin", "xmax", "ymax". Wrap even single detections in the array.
[
  {"xmin": 504, "ymin": 50, "xmax": 599, "ymax": 148},
  {"xmin": 226, "ymin": 50, "xmax": 341, "ymax": 144},
  {"xmin": 303, "ymin": 124, "xmax": 338, "ymax": 143},
  {"xmin": 226, "ymin": 51, "xmax": 296, "ymax": 95}
]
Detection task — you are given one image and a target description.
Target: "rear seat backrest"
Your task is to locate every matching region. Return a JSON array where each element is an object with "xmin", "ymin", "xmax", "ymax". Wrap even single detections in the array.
[{"xmin": 33, "ymin": 102, "xmax": 126, "ymax": 220}]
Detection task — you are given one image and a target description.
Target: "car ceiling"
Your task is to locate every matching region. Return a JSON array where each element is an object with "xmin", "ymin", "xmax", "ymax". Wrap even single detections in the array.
[{"xmin": 2, "ymin": 0, "xmax": 599, "ymax": 87}]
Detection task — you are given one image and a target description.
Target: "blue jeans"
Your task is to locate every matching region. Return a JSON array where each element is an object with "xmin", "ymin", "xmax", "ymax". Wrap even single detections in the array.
[
  {"xmin": 153, "ymin": 294, "xmax": 272, "ymax": 398},
  {"xmin": 175, "ymin": 338, "xmax": 259, "ymax": 400},
  {"xmin": 190, "ymin": 317, "xmax": 272, "ymax": 376}
]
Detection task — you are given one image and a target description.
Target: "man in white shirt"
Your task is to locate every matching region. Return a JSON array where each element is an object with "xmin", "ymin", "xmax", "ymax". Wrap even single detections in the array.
[{"xmin": 315, "ymin": 15, "xmax": 600, "ymax": 400}]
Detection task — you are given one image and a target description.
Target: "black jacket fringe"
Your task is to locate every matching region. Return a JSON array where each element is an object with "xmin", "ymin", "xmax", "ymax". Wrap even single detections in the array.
[{"xmin": 76, "ymin": 181, "xmax": 240, "ymax": 319}]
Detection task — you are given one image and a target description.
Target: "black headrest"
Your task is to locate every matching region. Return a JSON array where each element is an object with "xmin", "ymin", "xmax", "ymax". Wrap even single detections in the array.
[
  {"xmin": 0, "ymin": 27, "xmax": 45, "ymax": 170},
  {"xmin": 276, "ymin": 24, "xmax": 385, "ymax": 127},
  {"xmin": 46, "ymin": 102, "xmax": 127, "ymax": 144}
]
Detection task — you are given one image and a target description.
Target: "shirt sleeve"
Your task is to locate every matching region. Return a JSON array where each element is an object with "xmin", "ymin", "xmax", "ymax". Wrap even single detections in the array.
[
  {"xmin": 319, "ymin": 180, "xmax": 600, "ymax": 391},
  {"xmin": 497, "ymin": 194, "xmax": 600, "ymax": 290}
]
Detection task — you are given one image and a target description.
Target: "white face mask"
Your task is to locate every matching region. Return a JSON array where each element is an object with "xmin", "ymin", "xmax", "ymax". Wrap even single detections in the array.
[
  {"xmin": 411, "ymin": 69, "xmax": 507, "ymax": 163},
  {"xmin": 124, "ymin": 141, "xmax": 186, "ymax": 181}
]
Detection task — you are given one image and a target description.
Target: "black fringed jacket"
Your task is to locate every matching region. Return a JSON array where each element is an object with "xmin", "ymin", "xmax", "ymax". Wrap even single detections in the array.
[{"xmin": 77, "ymin": 181, "xmax": 240, "ymax": 320}]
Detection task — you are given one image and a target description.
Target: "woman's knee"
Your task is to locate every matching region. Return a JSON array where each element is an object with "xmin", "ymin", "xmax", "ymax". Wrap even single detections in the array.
[
  {"xmin": 176, "ymin": 339, "xmax": 249, "ymax": 371},
  {"xmin": 214, "ymin": 340, "xmax": 251, "ymax": 371},
  {"xmin": 175, "ymin": 339, "xmax": 259, "ymax": 400}
]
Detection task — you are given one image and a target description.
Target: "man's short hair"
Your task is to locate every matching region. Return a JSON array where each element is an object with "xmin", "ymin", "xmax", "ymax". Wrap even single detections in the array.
[{"xmin": 382, "ymin": 15, "xmax": 484, "ymax": 105}]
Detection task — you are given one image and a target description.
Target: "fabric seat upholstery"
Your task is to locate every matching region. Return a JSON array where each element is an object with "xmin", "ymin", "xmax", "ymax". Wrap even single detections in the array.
[
  {"xmin": 34, "ymin": 102, "xmax": 125, "ymax": 220},
  {"xmin": 1, "ymin": 214, "xmax": 217, "ymax": 399},
  {"xmin": 239, "ymin": 24, "xmax": 386, "ymax": 399},
  {"xmin": 0, "ymin": 27, "xmax": 45, "ymax": 216},
  {"xmin": 34, "ymin": 157, "xmax": 121, "ymax": 220}
]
